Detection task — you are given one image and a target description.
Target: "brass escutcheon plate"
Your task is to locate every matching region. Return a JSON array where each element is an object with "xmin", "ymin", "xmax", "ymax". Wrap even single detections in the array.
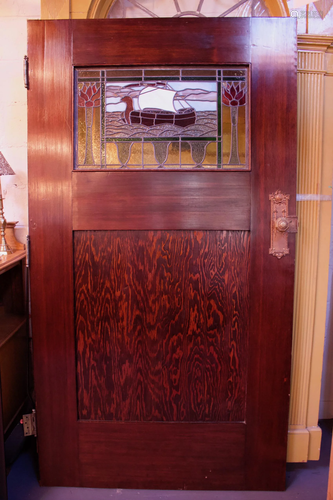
[{"xmin": 269, "ymin": 190, "xmax": 298, "ymax": 259}]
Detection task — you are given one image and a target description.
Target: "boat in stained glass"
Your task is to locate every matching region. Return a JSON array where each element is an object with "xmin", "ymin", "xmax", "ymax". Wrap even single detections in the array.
[{"xmin": 120, "ymin": 83, "xmax": 196, "ymax": 127}]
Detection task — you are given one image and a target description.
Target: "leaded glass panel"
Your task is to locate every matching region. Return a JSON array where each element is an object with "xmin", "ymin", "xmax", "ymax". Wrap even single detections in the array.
[{"xmin": 75, "ymin": 67, "xmax": 249, "ymax": 170}]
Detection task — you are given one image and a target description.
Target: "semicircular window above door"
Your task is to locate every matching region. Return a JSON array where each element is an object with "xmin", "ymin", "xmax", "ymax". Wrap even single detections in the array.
[
  {"xmin": 106, "ymin": 0, "xmax": 270, "ymax": 18},
  {"xmin": 85, "ymin": 0, "xmax": 290, "ymax": 19}
]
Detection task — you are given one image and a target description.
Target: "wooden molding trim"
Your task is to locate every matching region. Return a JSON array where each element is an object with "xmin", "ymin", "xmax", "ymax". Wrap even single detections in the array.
[
  {"xmin": 298, "ymin": 50, "xmax": 325, "ymax": 73},
  {"xmin": 326, "ymin": 51, "xmax": 333, "ymax": 76},
  {"xmin": 87, "ymin": 0, "xmax": 114, "ymax": 18},
  {"xmin": 262, "ymin": 0, "xmax": 289, "ymax": 16},
  {"xmin": 287, "ymin": 428, "xmax": 309, "ymax": 462},
  {"xmin": 287, "ymin": 42, "xmax": 331, "ymax": 464},
  {"xmin": 297, "ymin": 34, "xmax": 333, "ymax": 52},
  {"xmin": 290, "ymin": 51, "xmax": 325, "ymax": 427},
  {"xmin": 287, "ymin": 425, "xmax": 322, "ymax": 462}
]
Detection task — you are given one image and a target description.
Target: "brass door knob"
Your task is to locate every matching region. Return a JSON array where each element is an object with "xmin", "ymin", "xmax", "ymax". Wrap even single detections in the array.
[{"xmin": 276, "ymin": 217, "xmax": 289, "ymax": 232}]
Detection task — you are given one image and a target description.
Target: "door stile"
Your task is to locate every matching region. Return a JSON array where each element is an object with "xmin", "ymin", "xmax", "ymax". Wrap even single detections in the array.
[
  {"xmin": 246, "ymin": 18, "xmax": 297, "ymax": 490},
  {"xmin": 28, "ymin": 21, "xmax": 79, "ymax": 486}
]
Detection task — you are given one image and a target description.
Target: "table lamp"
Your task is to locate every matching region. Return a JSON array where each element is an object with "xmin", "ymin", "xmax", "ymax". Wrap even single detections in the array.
[{"xmin": 0, "ymin": 152, "xmax": 15, "ymax": 256}]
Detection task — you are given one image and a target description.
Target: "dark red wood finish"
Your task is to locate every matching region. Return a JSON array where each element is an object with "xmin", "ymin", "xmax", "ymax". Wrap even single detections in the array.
[
  {"xmin": 78, "ymin": 422, "xmax": 245, "ymax": 489},
  {"xmin": 246, "ymin": 19, "xmax": 297, "ymax": 491},
  {"xmin": 75, "ymin": 230, "xmax": 249, "ymax": 422},
  {"xmin": 73, "ymin": 172, "xmax": 250, "ymax": 230},
  {"xmin": 0, "ymin": 262, "xmax": 24, "ymax": 316},
  {"xmin": 28, "ymin": 18, "xmax": 297, "ymax": 490},
  {"xmin": 27, "ymin": 21, "xmax": 79, "ymax": 486},
  {"xmin": 72, "ymin": 18, "xmax": 251, "ymax": 66}
]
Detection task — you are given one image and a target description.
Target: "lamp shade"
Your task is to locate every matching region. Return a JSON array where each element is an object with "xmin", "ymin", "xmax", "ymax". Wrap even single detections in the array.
[{"xmin": 0, "ymin": 152, "xmax": 15, "ymax": 176}]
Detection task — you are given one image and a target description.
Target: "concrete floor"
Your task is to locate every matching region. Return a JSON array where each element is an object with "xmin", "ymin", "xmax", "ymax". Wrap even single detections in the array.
[{"xmin": 6, "ymin": 420, "xmax": 332, "ymax": 500}]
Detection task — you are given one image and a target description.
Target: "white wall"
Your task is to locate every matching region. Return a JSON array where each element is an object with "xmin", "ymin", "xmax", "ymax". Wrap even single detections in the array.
[{"xmin": 0, "ymin": 0, "xmax": 40, "ymax": 244}]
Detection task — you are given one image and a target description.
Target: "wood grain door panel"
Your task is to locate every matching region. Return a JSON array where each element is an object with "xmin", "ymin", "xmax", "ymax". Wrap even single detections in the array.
[
  {"xmin": 75, "ymin": 230, "xmax": 249, "ymax": 422},
  {"xmin": 78, "ymin": 422, "xmax": 245, "ymax": 490},
  {"xmin": 73, "ymin": 172, "xmax": 251, "ymax": 231},
  {"xmin": 72, "ymin": 18, "xmax": 251, "ymax": 66}
]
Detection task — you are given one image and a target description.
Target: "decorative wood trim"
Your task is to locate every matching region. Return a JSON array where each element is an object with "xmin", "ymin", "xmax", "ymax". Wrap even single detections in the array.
[
  {"xmin": 287, "ymin": 35, "xmax": 332, "ymax": 463},
  {"xmin": 288, "ymin": 49, "xmax": 324, "ymax": 456},
  {"xmin": 297, "ymin": 35, "xmax": 333, "ymax": 53},
  {"xmin": 287, "ymin": 428, "xmax": 310, "ymax": 462},
  {"xmin": 298, "ymin": 51, "xmax": 325, "ymax": 74},
  {"xmin": 287, "ymin": 425, "xmax": 322, "ymax": 462},
  {"xmin": 87, "ymin": 0, "xmax": 114, "ymax": 18},
  {"xmin": 308, "ymin": 425, "xmax": 322, "ymax": 460},
  {"xmin": 265, "ymin": 0, "xmax": 289, "ymax": 17}
]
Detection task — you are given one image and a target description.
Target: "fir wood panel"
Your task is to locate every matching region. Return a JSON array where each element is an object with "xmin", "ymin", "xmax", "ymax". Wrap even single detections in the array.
[
  {"xmin": 72, "ymin": 18, "xmax": 250, "ymax": 66},
  {"xmin": 27, "ymin": 21, "xmax": 79, "ymax": 486},
  {"xmin": 75, "ymin": 230, "xmax": 250, "ymax": 422},
  {"xmin": 78, "ymin": 421, "xmax": 245, "ymax": 490},
  {"xmin": 245, "ymin": 19, "xmax": 297, "ymax": 490},
  {"xmin": 73, "ymin": 172, "xmax": 251, "ymax": 231}
]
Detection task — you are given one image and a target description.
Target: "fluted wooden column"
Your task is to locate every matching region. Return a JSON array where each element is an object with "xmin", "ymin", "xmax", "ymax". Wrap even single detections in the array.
[{"xmin": 287, "ymin": 35, "xmax": 333, "ymax": 463}]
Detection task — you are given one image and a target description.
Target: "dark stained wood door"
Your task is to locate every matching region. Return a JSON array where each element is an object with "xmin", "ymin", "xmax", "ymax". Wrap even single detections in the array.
[{"xmin": 27, "ymin": 18, "xmax": 297, "ymax": 491}]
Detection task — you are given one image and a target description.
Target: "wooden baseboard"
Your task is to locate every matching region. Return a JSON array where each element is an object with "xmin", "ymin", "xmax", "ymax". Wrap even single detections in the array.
[{"xmin": 287, "ymin": 426, "xmax": 322, "ymax": 462}]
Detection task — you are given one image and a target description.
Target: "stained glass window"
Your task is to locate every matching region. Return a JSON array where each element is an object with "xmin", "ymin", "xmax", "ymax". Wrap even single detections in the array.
[{"xmin": 75, "ymin": 67, "xmax": 249, "ymax": 170}]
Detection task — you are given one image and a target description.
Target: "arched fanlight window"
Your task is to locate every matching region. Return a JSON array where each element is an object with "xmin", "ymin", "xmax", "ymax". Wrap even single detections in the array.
[{"xmin": 87, "ymin": 0, "xmax": 290, "ymax": 19}]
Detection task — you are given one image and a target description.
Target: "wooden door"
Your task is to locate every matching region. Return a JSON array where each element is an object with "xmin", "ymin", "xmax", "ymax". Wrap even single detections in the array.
[{"xmin": 27, "ymin": 18, "xmax": 297, "ymax": 491}]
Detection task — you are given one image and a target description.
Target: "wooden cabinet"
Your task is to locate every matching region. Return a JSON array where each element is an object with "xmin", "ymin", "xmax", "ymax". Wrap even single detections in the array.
[
  {"xmin": 0, "ymin": 250, "xmax": 28, "ymax": 500},
  {"xmin": 0, "ymin": 250, "xmax": 28, "ymax": 435}
]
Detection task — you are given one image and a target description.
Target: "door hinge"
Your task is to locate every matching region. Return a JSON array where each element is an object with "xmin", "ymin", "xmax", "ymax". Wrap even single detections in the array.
[
  {"xmin": 21, "ymin": 409, "xmax": 37, "ymax": 437},
  {"xmin": 24, "ymin": 55, "xmax": 29, "ymax": 90},
  {"xmin": 26, "ymin": 235, "xmax": 30, "ymax": 268},
  {"xmin": 269, "ymin": 190, "xmax": 298, "ymax": 259}
]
